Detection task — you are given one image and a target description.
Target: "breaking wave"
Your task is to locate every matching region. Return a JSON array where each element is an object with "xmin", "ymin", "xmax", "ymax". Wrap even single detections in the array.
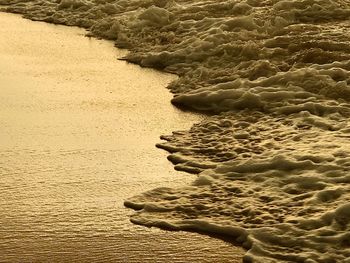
[{"xmin": 2, "ymin": 0, "xmax": 350, "ymax": 262}]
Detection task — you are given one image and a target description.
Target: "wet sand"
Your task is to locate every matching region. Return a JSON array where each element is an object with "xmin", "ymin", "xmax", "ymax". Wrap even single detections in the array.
[{"xmin": 0, "ymin": 12, "xmax": 244, "ymax": 262}]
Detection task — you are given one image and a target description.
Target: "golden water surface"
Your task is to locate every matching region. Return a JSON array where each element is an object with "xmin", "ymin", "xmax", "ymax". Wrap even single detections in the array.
[{"xmin": 0, "ymin": 12, "xmax": 243, "ymax": 263}]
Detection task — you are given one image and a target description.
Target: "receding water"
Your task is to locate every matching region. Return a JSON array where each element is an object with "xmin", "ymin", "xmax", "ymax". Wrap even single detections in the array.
[{"xmin": 0, "ymin": 12, "xmax": 243, "ymax": 262}]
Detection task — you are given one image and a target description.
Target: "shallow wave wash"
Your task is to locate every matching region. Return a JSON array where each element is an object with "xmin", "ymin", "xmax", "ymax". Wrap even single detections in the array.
[{"xmin": 2, "ymin": 0, "xmax": 350, "ymax": 262}]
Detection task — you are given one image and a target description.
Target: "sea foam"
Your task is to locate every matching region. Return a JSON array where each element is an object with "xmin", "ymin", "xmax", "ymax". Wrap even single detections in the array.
[{"xmin": 2, "ymin": 0, "xmax": 350, "ymax": 262}]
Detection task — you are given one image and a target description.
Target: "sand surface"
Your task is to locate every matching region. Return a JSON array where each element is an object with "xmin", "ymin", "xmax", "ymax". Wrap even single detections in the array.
[{"xmin": 0, "ymin": 12, "xmax": 244, "ymax": 262}]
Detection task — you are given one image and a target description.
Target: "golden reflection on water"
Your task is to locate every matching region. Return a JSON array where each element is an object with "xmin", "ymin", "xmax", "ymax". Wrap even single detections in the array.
[{"xmin": 0, "ymin": 12, "xmax": 243, "ymax": 262}]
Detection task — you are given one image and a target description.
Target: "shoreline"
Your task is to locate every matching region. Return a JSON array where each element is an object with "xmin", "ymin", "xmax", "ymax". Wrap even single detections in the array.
[
  {"xmin": 2, "ymin": 1, "xmax": 350, "ymax": 262},
  {"xmin": 0, "ymin": 11, "xmax": 245, "ymax": 262}
]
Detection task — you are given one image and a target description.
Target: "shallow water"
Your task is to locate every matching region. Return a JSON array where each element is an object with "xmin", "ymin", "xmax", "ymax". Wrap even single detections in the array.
[{"xmin": 0, "ymin": 12, "xmax": 244, "ymax": 262}]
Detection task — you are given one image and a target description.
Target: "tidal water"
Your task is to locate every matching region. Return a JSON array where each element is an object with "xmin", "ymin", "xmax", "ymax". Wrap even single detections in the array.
[
  {"xmin": 0, "ymin": 13, "xmax": 244, "ymax": 263},
  {"xmin": 2, "ymin": 1, "xmax": 350, "ymax": 261}
]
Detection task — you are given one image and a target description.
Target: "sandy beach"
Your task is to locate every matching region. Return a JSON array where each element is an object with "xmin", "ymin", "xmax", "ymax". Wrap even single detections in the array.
[{"xmin": 0, "ymin": 12, "xmax": 244, "ymax": 262}]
